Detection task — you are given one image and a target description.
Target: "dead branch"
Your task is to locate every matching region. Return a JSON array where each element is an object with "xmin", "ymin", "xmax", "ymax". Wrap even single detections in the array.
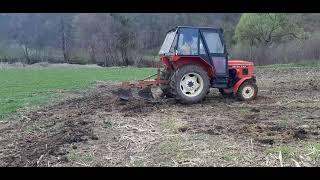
[
  {"xmin": 291, "ymin": 158, "xmax": 301, "ymax": 167},
  {"xmin": 279, "ymin": 151, "xmax": 283, "ymax": 167},
  {"xmin": 36, "ymin": 154, "xmax": 44, "ymax": 166}
]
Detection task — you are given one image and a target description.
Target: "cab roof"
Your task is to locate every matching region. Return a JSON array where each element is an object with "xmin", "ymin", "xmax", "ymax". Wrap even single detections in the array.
[{"xmin": 167, "ymin": 26, "xmax": 223, "ymax": 33}]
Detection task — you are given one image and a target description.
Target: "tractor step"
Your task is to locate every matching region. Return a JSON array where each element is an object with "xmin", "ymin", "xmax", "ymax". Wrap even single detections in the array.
[
  {"xmin": 212, "ymin": 84, "xmax": 228, "ymax": 89},
  {"xmin": 211, "ymin": 76, "xmax": 228, "ymax": 88}
]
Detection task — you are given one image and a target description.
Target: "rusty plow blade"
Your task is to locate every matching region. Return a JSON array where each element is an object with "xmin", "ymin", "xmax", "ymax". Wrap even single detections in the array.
[
  {"xmin": 116, "ymin": 87, "xmax": 133, "ymax": 101},
  {"xmin": 113, "ymin": 81, "xmax": 158, "ymax": 102},
  {"xmin": 137, "ymin": 86, "xmax": 154, "ymax": 101},
  {"xmin": 112, "ymin": 82, "xmax": 135, "ymax": 101},
  {"xmin": 113, "ymin": 69, "xmax": 169, "ymax": 102}
]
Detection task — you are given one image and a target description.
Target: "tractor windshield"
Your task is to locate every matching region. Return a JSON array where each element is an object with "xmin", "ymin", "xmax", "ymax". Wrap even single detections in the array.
[{"xmin": 159, "ymin": 30, "xmax": 176, "ymax": 55}]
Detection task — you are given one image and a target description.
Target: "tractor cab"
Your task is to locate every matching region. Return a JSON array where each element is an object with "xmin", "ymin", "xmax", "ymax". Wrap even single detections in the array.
[{"xmin": 159, "ymin": 26, "xmax": 229, "ymax": 88}]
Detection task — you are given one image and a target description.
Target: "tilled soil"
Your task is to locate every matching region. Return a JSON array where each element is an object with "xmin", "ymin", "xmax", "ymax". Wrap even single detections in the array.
[{"xmin": 1, "ymin": 67, "xmax": 320, "ymax": 167}]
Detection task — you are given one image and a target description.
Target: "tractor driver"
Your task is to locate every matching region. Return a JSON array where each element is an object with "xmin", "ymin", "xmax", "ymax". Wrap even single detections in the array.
[{"xmin": 180, "ymin": 35, "xmax": 196, "ymax": 55}]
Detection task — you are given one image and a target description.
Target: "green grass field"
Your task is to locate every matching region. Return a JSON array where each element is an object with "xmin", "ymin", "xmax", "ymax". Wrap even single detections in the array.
[{"xmin": 0, "ymin": 67, "xmax": 156, "ymax": 119}]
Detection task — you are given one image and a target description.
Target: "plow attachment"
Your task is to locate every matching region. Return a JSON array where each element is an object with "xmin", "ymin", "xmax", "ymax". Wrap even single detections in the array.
[{"xmin": 113, "ymin": 68, "xmax": 169, "ymax": 102}]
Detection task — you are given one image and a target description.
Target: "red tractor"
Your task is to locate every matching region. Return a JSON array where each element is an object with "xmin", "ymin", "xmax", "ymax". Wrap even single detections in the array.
[{"xmin": 116, "ymin": 26, "xmax": 258, "ymax": 104}]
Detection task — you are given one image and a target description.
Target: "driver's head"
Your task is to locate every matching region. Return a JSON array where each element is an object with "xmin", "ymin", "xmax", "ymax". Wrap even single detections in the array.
[{"xmin": 184, "ymin": 36, "xmax": 193, "ymax": 45}]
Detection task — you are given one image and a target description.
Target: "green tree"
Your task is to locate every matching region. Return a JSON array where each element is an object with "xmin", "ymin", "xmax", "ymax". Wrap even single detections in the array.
[{"xmin": 234, "ymin": 13, "xmax": 308, "ymax": 47}]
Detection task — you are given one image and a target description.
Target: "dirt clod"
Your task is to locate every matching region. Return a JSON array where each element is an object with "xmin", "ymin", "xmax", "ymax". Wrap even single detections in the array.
[
  {"xmin": 201, "ymin": 129, "xmax": 221, "ymax": 135},
  {"xmin": 251, "ymin": 108, "xmax": 260, "ymax": 113},
  {"xmin": 91, "ymin": 135, "xmax": 99, "ymax": 140},
  {"xmin": 178, "ymin": 126, "xmax": 188, "ymax": 132},
  {"xmin": 293, "ymin": 128, "xmax": 308, "ymax": 139},
  {"xmin": 60, "ymin": 156, "xmax": 69, "ymax": 163},
  {"xmin": 256, "ymin": 138, "xmax": 275, "ymax": 145}
]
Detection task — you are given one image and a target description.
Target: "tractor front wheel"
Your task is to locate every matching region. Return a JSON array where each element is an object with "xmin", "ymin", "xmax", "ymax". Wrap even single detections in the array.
[
  {"xmin": 170, "ymin": 65, "xmax": 210, "ymax": 104},
  {"xmin": 236, "ymin": 81, "xmax": 258, "ymax": 101}
]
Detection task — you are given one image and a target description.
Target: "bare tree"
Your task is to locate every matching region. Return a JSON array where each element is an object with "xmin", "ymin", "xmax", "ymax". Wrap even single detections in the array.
[{"xmin": 58, "ymin": 14, "xmax": 74, "ymax": 63}]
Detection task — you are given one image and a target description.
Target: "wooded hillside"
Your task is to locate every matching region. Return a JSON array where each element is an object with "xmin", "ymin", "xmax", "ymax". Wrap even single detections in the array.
[{"xmin": 1, "ymin": 13, "xmax": 319, "ymax": 66}]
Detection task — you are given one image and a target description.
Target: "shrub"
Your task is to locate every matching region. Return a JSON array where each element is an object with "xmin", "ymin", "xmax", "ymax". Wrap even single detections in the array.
[{"xmin": 230, "ymin": 36, "xmax": 320, "ymax": 65}]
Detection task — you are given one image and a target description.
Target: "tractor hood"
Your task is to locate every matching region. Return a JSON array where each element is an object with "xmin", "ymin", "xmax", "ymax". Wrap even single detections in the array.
[{"xmin": 228, "ymin": 60, "xmax": 254, "ymax": 67}]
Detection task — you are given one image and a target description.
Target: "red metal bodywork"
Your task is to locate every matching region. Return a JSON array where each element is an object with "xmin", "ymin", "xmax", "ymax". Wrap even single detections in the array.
[
  {"xmin": 228, "ymin": 60, "xmax": 255, "ymax": 93},
  {"xmin": 161, "ymin": 56, "xmax": 255, "ymax": 93},
  {"xmin": 161, "ymin": 56, "xmax": 214, "ymax": 77},
  {"xmin": 228, "ymin": 60, "xmax": 254, "ymax": 79}
]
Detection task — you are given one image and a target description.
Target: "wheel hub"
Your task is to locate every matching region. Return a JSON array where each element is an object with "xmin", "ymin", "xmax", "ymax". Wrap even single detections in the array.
[
  {"xmin": 180, "ymin": 73, "xmax": 204, "ymax": 97},
  {"xmin": 242, "ymin": 86, "xmax": 254, "ymax": 99},
  {"xmin": 187, "ymin": 81, "xmax": 194, "ymax": 87}
]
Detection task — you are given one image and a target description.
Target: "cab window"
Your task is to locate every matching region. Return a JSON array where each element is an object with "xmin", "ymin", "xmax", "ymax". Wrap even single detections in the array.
[
  {"xmin": 177, "ymin": 28, "xmax": 199, "ymax": 55},
  {"xmin": 202, "ymin": 32, "xmax": 224, "ymax": 54},
  {"xmin": 199, "ymin": 37, "xmax": 206, "ymax": 55}
]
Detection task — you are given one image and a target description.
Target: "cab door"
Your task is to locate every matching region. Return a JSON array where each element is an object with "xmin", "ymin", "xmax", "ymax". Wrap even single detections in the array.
[{"xmin": 200, "ymin": 29, "xmax": 229, "ymax": 87}]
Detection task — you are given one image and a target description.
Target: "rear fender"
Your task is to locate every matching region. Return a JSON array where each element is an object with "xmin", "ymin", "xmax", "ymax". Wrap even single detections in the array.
[
  {"xmin": 160, "ymin": 57, "xmax": 172, "ymax": 69},
  {"xmin": 171, "ymin": 56, "xmax": 214, "ymax": 78},
  {"xmin": 233, "ymin": 77, "xmax": 253, "ymax": 93}
]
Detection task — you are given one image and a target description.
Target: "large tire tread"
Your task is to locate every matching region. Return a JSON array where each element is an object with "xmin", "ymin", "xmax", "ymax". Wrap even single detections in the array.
[
  {"xmin": 170, "ymin": 65, "xmax": 210, "ymax": 104},
  {"xmin": 160, "ymin": 68, "xmax": 175, "ymax": 98},
  {"xmin": 236, "ymin": 81, "xmax": 258, "ymax": 101}
]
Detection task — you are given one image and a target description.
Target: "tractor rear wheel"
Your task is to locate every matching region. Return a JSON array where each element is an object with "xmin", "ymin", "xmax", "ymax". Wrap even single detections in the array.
[
  {"xmin": 236, "ymin": 81, "xmax": 258, "ymax": 101},
  {"xmin": 170, "ymin": 65, "xmax": 210, "ymax": 104}
]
